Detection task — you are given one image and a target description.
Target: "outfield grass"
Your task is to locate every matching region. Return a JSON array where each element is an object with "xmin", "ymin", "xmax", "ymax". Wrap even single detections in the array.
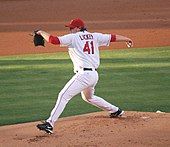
[{"xmin": 0, "ymin": 47, "xmax": 170, "ymax": 126}]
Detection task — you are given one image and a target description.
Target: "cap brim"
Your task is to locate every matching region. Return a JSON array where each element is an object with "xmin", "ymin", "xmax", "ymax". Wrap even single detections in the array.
[{"xmin": 65, "ymin": 24, "xmax": 75, "ymax": 28}]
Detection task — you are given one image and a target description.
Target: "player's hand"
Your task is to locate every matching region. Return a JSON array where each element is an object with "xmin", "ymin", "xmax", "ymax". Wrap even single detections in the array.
[
  {"xmin": 126, "ymin": 39, "xmax": 133, "ymax": 48},
  {"xmin": 34, "ymin": 30, "xmax": 42, "ymax": 35}
]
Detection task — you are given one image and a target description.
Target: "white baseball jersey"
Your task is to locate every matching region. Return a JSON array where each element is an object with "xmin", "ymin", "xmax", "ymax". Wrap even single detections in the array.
[{"xmin": 58, "ymin": 31, "xmax": 111, "ymax": 72}]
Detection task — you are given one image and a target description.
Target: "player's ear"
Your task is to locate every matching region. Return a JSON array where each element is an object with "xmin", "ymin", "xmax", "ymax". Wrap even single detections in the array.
[{"xmin": 76, "ymin": 27, "xmax": 81, "ymax": 32}]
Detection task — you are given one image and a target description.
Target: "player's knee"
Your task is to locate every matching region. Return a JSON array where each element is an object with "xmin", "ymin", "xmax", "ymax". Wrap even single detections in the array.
[
  {"xmin": 87, "ymin": 98, "xmax": 94, "ymax": 103},
  {"xmin": 81, "ymin": 94, "xmax": 93, "ymax": 102}
]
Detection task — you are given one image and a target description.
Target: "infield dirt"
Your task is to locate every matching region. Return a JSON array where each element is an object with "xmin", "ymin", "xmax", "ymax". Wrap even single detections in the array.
[{"xmin": 0, "ymin": 0, "xmax": 170, "ymax": 146}]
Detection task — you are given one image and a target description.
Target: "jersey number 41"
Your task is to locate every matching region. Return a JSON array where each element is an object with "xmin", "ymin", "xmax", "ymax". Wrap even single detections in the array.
[{"xmin": 83, "ymin": 41, "xmax": 94, "ymax": 54}]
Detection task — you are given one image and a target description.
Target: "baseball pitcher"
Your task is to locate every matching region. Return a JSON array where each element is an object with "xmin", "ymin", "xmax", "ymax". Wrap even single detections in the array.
[{"xmin": 36, "ymin": 18, "xmax": 133, "ymax": 134}]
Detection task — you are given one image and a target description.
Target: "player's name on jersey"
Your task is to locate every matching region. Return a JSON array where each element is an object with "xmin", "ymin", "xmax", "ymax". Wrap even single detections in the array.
[{"xmin": 79, "ymin": 34, "xmax": 93, "ymax": 40}]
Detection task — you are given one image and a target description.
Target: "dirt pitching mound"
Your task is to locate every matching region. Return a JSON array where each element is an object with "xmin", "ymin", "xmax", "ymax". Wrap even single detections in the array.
[{"xmin": 0, "ymin": 111, "xmax": 169, "ymax": 147}]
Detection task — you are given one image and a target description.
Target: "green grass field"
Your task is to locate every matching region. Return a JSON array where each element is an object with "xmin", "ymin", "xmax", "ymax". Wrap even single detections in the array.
[{"xmin": 0, "ymin": 47, "xmax": 170, "ymax": 126}]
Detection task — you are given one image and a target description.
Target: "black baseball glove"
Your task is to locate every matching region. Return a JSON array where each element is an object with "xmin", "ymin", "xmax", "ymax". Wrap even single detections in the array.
[{"xmin": 33, "ymin": 30, "xmax": 45, "ymax": 47}]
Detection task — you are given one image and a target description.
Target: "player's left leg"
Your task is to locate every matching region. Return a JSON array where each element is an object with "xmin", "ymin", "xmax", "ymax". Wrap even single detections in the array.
[{"xmin": 81, "ymin": 87, "xmax": 122, "ymax": 114}]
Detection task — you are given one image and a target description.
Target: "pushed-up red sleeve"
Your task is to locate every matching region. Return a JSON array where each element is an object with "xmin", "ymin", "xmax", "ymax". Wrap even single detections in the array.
[
  {"xmin": 110, "ymin": 34, "xmax": 116, "ymax": 42},
  {"xmin": 49, "ymin": 35, "xmax": 60, "ymax": 45}
]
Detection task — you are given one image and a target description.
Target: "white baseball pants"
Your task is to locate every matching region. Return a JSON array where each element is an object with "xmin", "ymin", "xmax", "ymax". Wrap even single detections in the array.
[{"xmin": 47, "ymin": 70, "xmax": 118, "ymax": 127}]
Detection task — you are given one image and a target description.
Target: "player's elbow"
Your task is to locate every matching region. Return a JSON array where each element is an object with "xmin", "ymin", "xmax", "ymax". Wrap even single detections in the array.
[{"xmin": 49, "ymin": 35, "xmax": 60, "ymax": 45}]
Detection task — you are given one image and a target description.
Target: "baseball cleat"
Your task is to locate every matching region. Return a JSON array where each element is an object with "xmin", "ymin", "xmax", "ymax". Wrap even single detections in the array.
[
  {"xmin": 37, "ymin": 121, "xmax": 53, "ymax": 134},
  {"xmin": 110, "ymin": 108, "xmax": 124, "ymax": 118}
]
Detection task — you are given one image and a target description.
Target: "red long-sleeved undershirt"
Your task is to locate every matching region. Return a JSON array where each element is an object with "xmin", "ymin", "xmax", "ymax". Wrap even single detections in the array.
[
  {"xmin": 49, "ymin": 35, "xmax": 60, "ymax": 44},
  {"xmin": 110, "ymin": 34, "xmax": 116, "ymax": 42}
]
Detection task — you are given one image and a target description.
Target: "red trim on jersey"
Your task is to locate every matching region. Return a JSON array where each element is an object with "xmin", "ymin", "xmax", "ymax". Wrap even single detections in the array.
[
  {"xmin": 49, "ymin": 35, "xmax": 60, "ymax": 45},
  {"xmin": 110, "ymin": 34, "xmax": 116, "ymax": 42}
]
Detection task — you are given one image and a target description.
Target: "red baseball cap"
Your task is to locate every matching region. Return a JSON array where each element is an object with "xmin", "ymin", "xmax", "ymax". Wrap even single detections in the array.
[{"xmin": 65, "ymin": 18, "xmax": 85, "ymax": 29}]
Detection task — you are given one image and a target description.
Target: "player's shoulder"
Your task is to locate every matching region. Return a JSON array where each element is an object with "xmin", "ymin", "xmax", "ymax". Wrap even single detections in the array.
[
  {"xmin": 92, "ymin": 32, "xmax": 106, "ymax": 36},
  {"xmin": 59, "ymin": 33, "xmax": 75, "ymax": 40},
  {"xmin": 62, "ymin": 33, "xmax": 74, "ymax": 37},
  {"xmin": 76, "ymin": 31, "xmax": 109, "ymax": 38}
]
